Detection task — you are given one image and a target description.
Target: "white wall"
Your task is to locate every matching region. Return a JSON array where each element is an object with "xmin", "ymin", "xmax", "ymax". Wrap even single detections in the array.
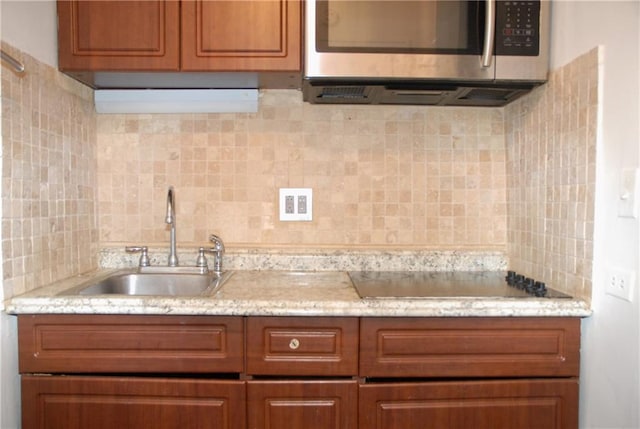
[
  {"xmin": 1, "ymin": 0, "xmax": 57, "ymax": 68},
  {"xmin": 551, "ymin": 2, "xmax": 640, "ymax": 428}
]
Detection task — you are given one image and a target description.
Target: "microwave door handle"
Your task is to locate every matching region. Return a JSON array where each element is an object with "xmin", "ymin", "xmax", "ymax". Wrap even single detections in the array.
[{"xmin": 481, "ymin": 0, "xmax": 496, "ymax": 68}]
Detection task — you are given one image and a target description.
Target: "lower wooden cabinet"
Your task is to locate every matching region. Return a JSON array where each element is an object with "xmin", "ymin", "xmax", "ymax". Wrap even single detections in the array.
[
  {"xmin": 247, "ymin": 380, "xmax": 358, "ymax": 429},
  {"xmin": 359, "ymin": 379, "xmax": 579, "ymax": 429},
  {"xmin": 18, "ymin": 315, "xmax": 581, "ymax": 429},
  {"xmin": 21, "ymin": 375, "xmax": 245, "ymax": 429}
]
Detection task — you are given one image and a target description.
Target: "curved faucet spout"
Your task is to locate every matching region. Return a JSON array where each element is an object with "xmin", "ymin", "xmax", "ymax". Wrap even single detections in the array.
[
  {"xmin": 165, "ymin": 186, "xmax": 174, "ymax": 224},
  {"xmin": 166, "ymin": 186, "xmax": 178, "ymax": 267}
]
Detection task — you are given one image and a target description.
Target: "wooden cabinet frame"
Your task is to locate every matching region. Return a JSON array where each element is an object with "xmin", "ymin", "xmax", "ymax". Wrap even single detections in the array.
[{"xmin": 57, "ymin": 0, "xmax": 302, "ymax": 74}]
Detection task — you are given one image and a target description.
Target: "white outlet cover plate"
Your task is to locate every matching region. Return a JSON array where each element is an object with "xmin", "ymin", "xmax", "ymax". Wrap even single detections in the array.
[
  {"xmin": 606, "ymin": 266, "xmax": 636, "ymax": 302},
  {"xmin": 279, "ymin": 188, "xmax": 313, "ymax": 221}
]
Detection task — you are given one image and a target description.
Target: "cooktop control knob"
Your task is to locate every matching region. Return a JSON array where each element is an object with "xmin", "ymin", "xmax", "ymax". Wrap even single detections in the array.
[
  {"xmin": 524, "ymin": 278, "xmax": 535, "ymax": 293},
  {"xmin": 505, "ymin": 271, "xmax": 548, "ymax": 297},
  {"xmin": 533, "ymin": 281, "xmax": 547, "ymax": 296}
]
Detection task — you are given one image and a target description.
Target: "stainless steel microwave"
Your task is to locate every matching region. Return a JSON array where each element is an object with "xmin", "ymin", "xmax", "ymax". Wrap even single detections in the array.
[{"xmin": 303, "ymin": 0, "xmax": 550, "ymax": 106}]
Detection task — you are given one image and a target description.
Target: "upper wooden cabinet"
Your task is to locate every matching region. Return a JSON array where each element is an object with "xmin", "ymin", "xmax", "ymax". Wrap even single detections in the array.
[
  {"xmin": 57, "ymin": 1, "xmax": 180, "ymax": 71},
  {"xmin": 57, "ymin": 0, "xmax": 302, "ymax": 73},
  {"xmin": 181, "ymin": 0, "xmax": 301, "ymax": 71}
]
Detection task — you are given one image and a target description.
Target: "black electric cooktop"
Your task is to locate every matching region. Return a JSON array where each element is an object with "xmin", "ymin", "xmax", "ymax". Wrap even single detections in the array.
[{"xmin": 348, "ymin": 271, "xmax": 572, "ymax": 299}]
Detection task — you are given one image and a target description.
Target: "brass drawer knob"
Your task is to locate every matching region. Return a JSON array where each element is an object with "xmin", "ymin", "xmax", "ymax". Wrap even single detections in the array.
[{"xmin": 289, "ymin": 338, "xmax": 300, "ymax": 350}]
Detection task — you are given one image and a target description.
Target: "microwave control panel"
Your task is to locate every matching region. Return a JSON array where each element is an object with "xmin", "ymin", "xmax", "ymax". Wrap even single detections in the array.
[{"xmin": 495, "ymin": 0, "xmax": 540, "ymax": 56}]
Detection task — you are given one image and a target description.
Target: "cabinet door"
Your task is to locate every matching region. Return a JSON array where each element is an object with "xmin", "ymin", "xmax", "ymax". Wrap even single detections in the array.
[
  {"xmin": 181, "ymin": 0, "xmax": 301, "ymax": 71},
  {"xmin": 22, "ymin": 375, "xmax": 245, "ymax": 429},
  {"xmin": 248, "ymin": 380, "xmax": 358, "ymax": 429},
  {"xmin": 359, "ymin": 379, "xmax": 578, "ymax": 429},
  {"xmin": 18, "ymin": 314, "xmax": 244, "ymax": 374},
  {"xmin": 57, "ymin": 0, "xmax": 180, "ymax": 70}
]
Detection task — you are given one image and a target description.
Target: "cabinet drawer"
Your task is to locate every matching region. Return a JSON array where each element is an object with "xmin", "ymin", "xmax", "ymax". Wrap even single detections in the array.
[
  {"xmin": 248, "ymin": 380, "xmax": 358, "ymax": 429},
  {"xmin": 22, "ymin": 375, "xmax": 245, "ymax": 429},
  {"xmin": 246, "ymin": 317, "xmax": 358, "ymax": 376},
  {"xmin": 18, "ymin": 315, "xmax": 244, "ymax": 374},
  {"xmin": 360, "ymin": 317, "xmax": 580, "ymax": 378},
  {"xmin": 359, "ymin": 379, "xmax": 578, "ymax": 429}
]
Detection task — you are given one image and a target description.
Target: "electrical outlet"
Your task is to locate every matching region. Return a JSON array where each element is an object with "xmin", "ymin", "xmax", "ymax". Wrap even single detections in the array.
[
  {"xmin": 285, "ymin": 195, "xmax": 295, "ymax": 214},
  {"xmin": 279, "ymin": 188, "xmax": 313, "ymax": 221},
  {"xmin": 606, "ymin": 267, "xmax": 636, "ymax": 302}
]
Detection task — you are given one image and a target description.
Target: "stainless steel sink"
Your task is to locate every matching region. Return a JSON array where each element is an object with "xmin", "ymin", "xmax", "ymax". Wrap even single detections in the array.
[{"xmin": 62, "ymin": 269, "xmax": 234, "ymax": 296}]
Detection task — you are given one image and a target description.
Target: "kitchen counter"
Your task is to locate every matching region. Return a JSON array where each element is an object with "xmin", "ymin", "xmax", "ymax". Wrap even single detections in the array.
[{"xmin": 5, "ymin": 269, "xmax": 591, "ymax": 317}]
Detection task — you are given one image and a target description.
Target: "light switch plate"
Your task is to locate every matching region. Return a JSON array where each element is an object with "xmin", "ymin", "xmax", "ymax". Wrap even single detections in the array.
[
  {"xmin": 279, "ymin": 188, "xmax": 313, "ymax": 221},
  {"xmin": 618, "ymin": 168, "xmax": 639, "ymax": 218}
]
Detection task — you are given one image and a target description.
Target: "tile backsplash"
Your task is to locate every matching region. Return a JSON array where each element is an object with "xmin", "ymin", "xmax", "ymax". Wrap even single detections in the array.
[
  {"xmin": 1, "ymin": 42, "xmax": 597, "ymax": 302},
  {"xmin": 505, "ymin": 48, "xmax": 598, "ymax": 301},
  {"xmin": 1, "ymin": 43, "xmax": 98, "ymax": 298},
  {"xmin": 96, "ymin": 94, "xmax": 508, "ymax": 249}
]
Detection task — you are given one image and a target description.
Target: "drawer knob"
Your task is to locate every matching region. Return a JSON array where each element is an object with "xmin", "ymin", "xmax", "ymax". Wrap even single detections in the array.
[{"xmin": 289, "ymin": 338, "xmax": 300, "ymax": 350}]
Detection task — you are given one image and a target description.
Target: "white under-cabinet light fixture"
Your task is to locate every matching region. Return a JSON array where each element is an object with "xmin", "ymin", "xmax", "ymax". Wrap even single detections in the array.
[{"xmin": 94, "ymin": 89, "xmax": 259, "ymax": 114}]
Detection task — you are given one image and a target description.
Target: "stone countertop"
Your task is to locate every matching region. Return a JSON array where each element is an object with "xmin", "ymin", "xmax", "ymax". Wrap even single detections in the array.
[{"xmin": 5, "ymin": 269, "xmax": 592, "ymax": 318}]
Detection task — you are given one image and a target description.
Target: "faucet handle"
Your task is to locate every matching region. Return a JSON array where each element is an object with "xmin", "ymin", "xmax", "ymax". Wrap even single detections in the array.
[
  {"xmin": 209, "ymin": 234, "xmax": 225, "ymax": 252},
  {"xmin": 205, "ymin": 235, "xmax": 225, "ymax": 273},
  {"xmin": 196, "ymin": 247, "xmax": 208, "ymax": 269},
  {"xmin": 125, "ymin": 246, "xmax": 150, "ymax": 267}
]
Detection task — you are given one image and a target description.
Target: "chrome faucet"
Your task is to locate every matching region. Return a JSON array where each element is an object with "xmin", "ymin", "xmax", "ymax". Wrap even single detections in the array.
[
  {"xmin": 209, "ymin": 234, "xmax": 225, "ymax": 273},
  {"xmin": 165, "ymin": 186, "xmax": 178, "ymax": 267},
  {"xmin": 194, "ymin": 235, "xmax": 225, "ymax": 274}
]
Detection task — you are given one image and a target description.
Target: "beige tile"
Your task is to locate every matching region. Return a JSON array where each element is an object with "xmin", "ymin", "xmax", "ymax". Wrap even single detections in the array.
[
  {"xmin": 1, "ymin": 43, "xmax": 98, "ymax": 296},
  {"xmin": 98, "ymin": 97, "xmax": 507, "ymax": 248},
  {"xmin": 505, "ymin": 48, "xmax": 598, "ymax": 302}
]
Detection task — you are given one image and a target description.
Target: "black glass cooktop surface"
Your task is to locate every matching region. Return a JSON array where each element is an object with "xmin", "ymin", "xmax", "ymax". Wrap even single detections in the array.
[{"xmin": 348, "ymin": 271, "xmax": 572, "ymax": 299}]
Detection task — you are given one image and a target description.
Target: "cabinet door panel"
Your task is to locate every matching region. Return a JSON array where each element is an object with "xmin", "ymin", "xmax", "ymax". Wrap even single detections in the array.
[
  {"xmin": 248, "ymin": 380, "xmax": 358, "ymax": 429},
  {"xmin": 247, "ymin": 316, "xmax": 359, "ymax": 376},
  {"xmin": 57, "ymin": 0, "xmax": 180, "ymax": 70},
  {"xmin": 360, "ymin": 317, "xmax": 580, "ymax": 378},
  {"xmin": 359, "ymin": 379, "xmax": 578, "ymax": 429},
  {"xmin": 181, "ymin": 0, "xmax": 301, "ymax": 71},
  {"xmin": 22, "ymin": 375, "xmax": 245, "ymax": 429},
  {"xmin": 18, "ymin": 314, "xmax": 244, "ymax": 374}
]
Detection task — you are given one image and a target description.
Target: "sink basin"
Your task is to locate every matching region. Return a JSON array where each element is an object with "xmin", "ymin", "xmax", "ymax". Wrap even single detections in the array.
[{"xmin": 63, "ymin": 270, "xmax": 234, "ymax": 296}]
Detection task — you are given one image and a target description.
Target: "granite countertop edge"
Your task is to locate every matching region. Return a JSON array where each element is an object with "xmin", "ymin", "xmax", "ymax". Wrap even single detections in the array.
[{"xmin": 5, "ymin": 268, "xmax": 592, "ymax": 318}]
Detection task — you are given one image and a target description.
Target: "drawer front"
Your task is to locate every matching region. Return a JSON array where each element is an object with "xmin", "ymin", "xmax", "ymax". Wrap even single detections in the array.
[
  {"xmin": 22, "ymin": 375, "xmax": 245, "ymax": 429},
  {"xmin": 18, "ymin": 315, "xmax": 244, "ymax": 374},
  {"xmin": 359, "ymin": 379, "xmax": 578, "ymax": 429},
  {"xmin": 246, "ymin": 317, "xmax": 359, "ymax": 376},
  {"xmin": 248, "ymin": 380, "xmax": 358, "ymax": 429},
  {"xmin": 360, "ymin": 317, "xmax": 580, "ymax": 378}
]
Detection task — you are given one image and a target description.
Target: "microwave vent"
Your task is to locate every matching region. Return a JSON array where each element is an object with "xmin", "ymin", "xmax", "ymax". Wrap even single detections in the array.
[
  {"xmin": 460, "ymin": 88, "xmax": 519, "ymax": 102},
  {"xmin": 303, "ymin": 81, "xmax": 537, "ymax": 106}
]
